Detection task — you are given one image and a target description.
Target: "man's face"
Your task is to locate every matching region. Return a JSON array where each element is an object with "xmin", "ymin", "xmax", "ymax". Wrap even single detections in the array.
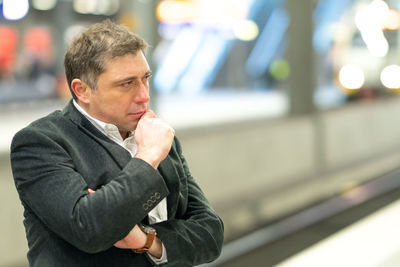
[{"xmin": 85, "ymin": 51, "xmax": 151, "ymax": 137}]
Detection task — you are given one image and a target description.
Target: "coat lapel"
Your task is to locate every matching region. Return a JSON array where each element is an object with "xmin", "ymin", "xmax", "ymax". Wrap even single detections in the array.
[
  {"xmin": 63, "ymin": 100, "xmax": 131, "ymax": 169},
  {"xmin": 158, "ymin": 156, "xmax": 180, "ymax": 219}
]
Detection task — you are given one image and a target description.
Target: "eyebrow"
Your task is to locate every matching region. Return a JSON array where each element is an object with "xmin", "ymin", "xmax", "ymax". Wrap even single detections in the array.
[{"xmin": 112, "ymin": 71, "xmax": 152, "ymax": 86}]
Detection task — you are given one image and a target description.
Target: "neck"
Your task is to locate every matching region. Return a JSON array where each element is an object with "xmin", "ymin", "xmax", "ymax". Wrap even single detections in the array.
[{"xmin": 120, "ymin": 131, "xmax": 129, "ymax": 140}]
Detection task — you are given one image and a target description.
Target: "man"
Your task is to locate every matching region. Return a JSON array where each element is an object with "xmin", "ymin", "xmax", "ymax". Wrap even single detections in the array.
[{"xmin": 10, "ymin": 20, "xmax": 224, "ymax": 267}]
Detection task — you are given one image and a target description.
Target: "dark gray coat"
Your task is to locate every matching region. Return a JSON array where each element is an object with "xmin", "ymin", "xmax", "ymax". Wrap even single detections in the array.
[{"xmin": 10, "ymin": 100, "xmax": 224, "ymax": 267}]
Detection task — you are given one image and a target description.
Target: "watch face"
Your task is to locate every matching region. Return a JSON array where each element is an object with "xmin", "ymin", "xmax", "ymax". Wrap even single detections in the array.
[{"xmin": 141, "ymin": 225, "xmax": 157, "ymax": 235}]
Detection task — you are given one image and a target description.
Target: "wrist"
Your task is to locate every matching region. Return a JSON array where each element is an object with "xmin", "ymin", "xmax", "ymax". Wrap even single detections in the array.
[
  {"xmin": 134, "ymin": 153, "xmax": 160, "ymax": 169},
  {"xmin": 148, "ymin": 236, "xmax": 162, "ymax": 259},
  {"xmin": 132, "ymin": 224, "xmax": 157, "ymax": 254}
]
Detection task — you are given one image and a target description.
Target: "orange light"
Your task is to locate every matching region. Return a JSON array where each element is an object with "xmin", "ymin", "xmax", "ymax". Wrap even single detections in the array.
[
  {"xmin": 0, "ymin": 27, "xmax": 18, "ymax": 75},
  {"xmin": 156, "ymin": 0, "xmax": 249, "ymax": 25},
  {"xmin": 156, "ymin": 0, "xmax": 196, "ymax": 24},
  {"xmin": 383, "ymin": 9, "xmax": 400, "ymax": 30},
  {"xmin": 24, "ymin": 27, "xmax": 52, "ymax": 54}
]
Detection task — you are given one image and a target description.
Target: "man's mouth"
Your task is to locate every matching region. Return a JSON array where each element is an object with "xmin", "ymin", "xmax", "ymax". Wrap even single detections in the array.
[{"xmin": 128, "ymin": 111, "xmax": 146, "ymax": 118}]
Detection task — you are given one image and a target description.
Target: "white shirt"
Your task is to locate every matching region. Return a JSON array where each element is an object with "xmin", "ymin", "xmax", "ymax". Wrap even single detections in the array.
[{"xmin": 73, "ymin": 100, "xmax": 168, "ymax": 264}]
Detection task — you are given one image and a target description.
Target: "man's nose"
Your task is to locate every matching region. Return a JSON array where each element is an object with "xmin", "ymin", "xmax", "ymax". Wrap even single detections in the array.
[{"xmin": 134, "ymin": 83, "xmax": 150, "ymax": 103}]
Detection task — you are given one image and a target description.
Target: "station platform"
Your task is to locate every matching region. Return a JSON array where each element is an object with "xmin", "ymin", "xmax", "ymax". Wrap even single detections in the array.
[
  {"xmin": 202, "ymin": 168, "xmax": 400, "ymax": 267},
  {"xmin": 278, "ymin": 195, "xmax": 400, "ymax": 267}
]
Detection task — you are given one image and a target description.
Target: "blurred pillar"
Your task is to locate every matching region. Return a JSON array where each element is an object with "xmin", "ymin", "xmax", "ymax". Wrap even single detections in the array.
[
  {"xmin": 286, "ymin": 0, "xmax": 316, "ymax": 115},
  {"xmin": 129, "ymin": 0, "xmax": 159, "ymax": 111},
  {"xmin": 287, "ymin": 0, "xmax": 327, "ymax": 173},
  {"xmin": 54, "ymin": 1, "xmax": 71, "ymax": 75}
]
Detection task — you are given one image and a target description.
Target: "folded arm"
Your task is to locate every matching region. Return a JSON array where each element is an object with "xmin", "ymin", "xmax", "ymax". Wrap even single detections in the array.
[
  {"xmin": 88, "ymin": 188, "xmax": 163, "ymax": 258},
  {"xmin": 11, "ymin": 127, "xmax": 169, "ymax": 254}
]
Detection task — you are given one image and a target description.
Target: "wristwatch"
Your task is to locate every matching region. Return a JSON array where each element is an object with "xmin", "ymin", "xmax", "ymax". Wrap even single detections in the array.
[{"xmin": 132, "ymin": 224, "xmax": 157, "ymax": 253}]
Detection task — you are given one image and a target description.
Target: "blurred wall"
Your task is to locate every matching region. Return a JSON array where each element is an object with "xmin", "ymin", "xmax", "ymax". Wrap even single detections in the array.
[
  {"xmin": 178, "ymin": 95, "xmax": 400, "ymax": 242},
  {"xmin": 0, "ymin": 154, "xmax": 28, "ymax": 267}
]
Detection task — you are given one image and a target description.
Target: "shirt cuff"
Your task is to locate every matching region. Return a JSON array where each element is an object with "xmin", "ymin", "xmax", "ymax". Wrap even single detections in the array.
[{"xmin": 147, "ymin": 242, "xmax": 168, "ymax": 265}]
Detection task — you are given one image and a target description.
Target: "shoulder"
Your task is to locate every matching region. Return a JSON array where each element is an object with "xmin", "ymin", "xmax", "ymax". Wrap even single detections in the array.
[
  {"xmin": 18, "ymin": 100, "xmax": 78, "ymax": 135},
  {"xmin": 20, "ymin": 109, "xmax": 68, "ymax": 132},
  {"xmin": 11, "ymin": 110, "xmax": 71, "ymax": 148}
]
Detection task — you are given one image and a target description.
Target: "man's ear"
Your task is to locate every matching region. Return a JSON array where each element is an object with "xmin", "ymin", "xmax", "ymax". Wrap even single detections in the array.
[{"xmin": 71, "ymin": 79, "xmax": 91, "ymax": 104}]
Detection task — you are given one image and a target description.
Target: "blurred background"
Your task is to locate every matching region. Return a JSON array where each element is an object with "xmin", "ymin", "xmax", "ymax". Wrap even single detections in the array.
[{"xmin": 2, "ymin": 0, "xmax": 400, "ymax": 266}]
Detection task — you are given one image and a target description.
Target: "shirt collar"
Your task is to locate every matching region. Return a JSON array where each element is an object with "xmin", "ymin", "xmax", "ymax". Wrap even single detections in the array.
[{"xmin": 72, "ymin": 100, "xmax": 134, "ymax": 139}]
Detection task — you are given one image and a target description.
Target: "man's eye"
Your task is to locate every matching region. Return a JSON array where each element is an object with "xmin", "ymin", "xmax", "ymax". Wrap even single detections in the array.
[{"xmin": 122, "ymin": 81, "xmax": 134, "ymax": 87}]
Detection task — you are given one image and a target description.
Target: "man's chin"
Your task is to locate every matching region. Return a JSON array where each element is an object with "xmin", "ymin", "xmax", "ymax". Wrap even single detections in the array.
[{"xmin": 128, "ymin": 123, "xmax": 138, "ymax": 132}]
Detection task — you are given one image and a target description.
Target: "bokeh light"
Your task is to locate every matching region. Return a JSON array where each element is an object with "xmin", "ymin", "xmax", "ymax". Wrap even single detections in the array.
[
  {"xmin": 380, "ymin": 65, "xmax": 400, "ymax": 89},
  {"xmin": 0, "ymin": 27, "xmax": 18, "ymax": 76},
  {"xmin": 370, "ymin": 0, "xmax": 390, "ymax": 28},
  {"xmin": 339, "ymin": 65, "xmax": 365, "ymax": 90},
  {"xmin": 32, "ymin": 0, "xmax": 58, "ymax": 11},
  {"xmin": 156, "ymin": 0, "xmax": 249, "ymax": 26},
  {"xmin": 73, "ymin": 0, "xmax": 119, "ymax": 15},
  {"xmin": 383, "ymin": 9, "xmax": 400, "ymax": 30},
  {"xmin": 156, "ymin": 0, "xmax": 195, "ymax": 24},
  {"xmin": 233, "ymin": 20, "xmax": 259, "ymax": 41},
  {"xmin": 269, "ymin": 59, "xmax": 290, "ymax": 81},
  {"xmin": 355, "ymin": 0, "xmax": 389, "ymax": 57},
  {"xmin": 3, "ymin": 0, "xmax": 29, "ymax": 20},
  {"xmin": 24, "ymin": 28, "xmax": 52, "ymax": 54}
]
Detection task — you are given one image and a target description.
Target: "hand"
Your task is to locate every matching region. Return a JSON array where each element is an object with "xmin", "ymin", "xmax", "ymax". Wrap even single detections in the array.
[
  {"xmin": 115, "ymin": 225, "xmax": 163, "ymax": 259},
  {"xmin": 134, "ymin": 110, "xmax": 175, "ymax": 169},
  {"xmin": 113, "ymin": 225, "xmax": 146, "ymax": 249}
]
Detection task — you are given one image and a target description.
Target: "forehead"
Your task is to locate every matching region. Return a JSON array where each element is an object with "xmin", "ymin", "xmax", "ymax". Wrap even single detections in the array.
[{"xmin": 103, "ymin": 52, "xmax": 149, "ymax": 77}]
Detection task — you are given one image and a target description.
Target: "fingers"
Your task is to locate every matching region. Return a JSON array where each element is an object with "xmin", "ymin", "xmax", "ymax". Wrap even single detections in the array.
[
  {"xmin": 88, "ymin": 188, "xmax": 95, "ymax": 194},
  {"xmin": 134, "ymin": 110, "xmax": 174, "ymax": 169},
  {"xmin": 141, "ymin": 110, "xmax": 157, "ymax": 119}
]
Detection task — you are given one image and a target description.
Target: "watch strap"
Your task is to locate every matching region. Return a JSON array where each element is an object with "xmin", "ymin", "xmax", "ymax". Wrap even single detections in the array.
[{"xmin": 132, "ymin": 225, "xmax": 156, "ymax": 253}]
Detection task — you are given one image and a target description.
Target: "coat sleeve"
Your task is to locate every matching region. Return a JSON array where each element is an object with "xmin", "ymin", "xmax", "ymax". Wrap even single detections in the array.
[
  {"xmin": 10, "ymin": 126, "xmax": 170, "ymax": 254},
  {"xmin": 152, "ymin": 138, "xmax": 224, "ymax": 266}
]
